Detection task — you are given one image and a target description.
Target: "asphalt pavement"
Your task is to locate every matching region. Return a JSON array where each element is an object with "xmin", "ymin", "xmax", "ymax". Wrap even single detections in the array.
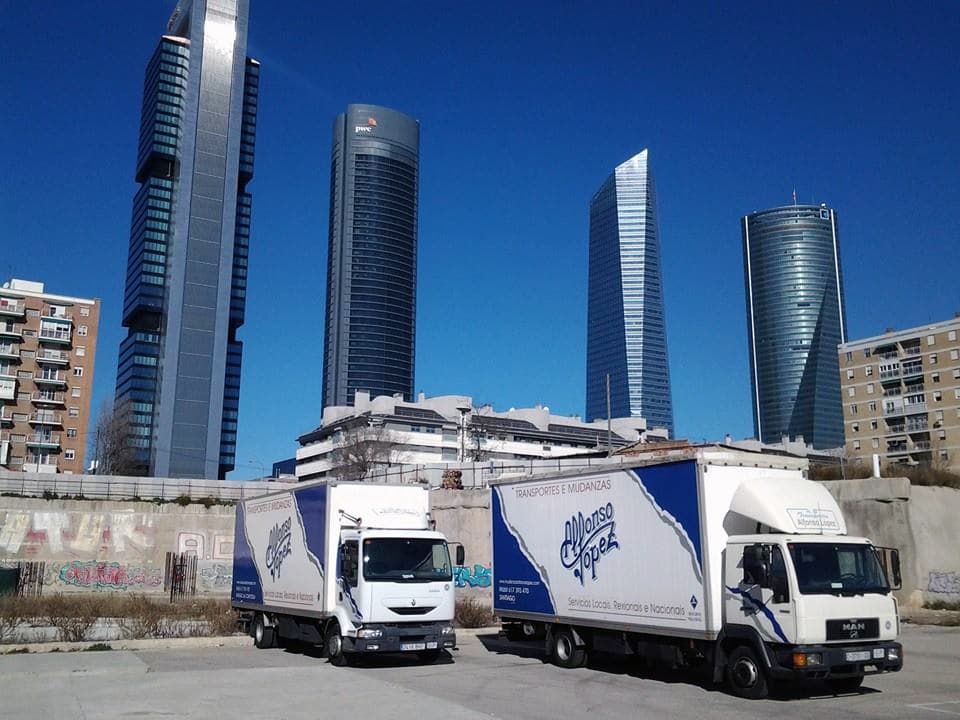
[{"xmin": 1, "ymin": 624, "xmax": 958, "ymax": 719}]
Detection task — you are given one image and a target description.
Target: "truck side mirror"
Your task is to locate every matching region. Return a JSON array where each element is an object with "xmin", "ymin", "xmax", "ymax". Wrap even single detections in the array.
[
  {"xmin": 890, "ymin": 549, "xmax": 902, "ymax": 590},
  {"xmin": 743, "ymin": 545, "xmax": 769, "ymax": 587},
  {"xmin": 455, "ymin": 545, "xmax": 465, "ymax": 566}
]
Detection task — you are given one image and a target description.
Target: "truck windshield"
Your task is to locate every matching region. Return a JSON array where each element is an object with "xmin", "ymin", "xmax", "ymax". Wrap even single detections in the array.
[
  {"xmin": 363, "ymin": 538, "xmax": 452, "ymax": 582},
  {"xmin": 788, "ymin": 543, "xmax": 890, "ymax": 596}
]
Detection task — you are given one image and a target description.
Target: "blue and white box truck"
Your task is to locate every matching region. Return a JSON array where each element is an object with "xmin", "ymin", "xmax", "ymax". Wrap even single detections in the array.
[
  {"xmin": 492, "ymin": 447, "xmax": 903, "ymax": 697},
  {"xmin": 232, "ymin": 481, "xmax": 461, "ymax": 665}
]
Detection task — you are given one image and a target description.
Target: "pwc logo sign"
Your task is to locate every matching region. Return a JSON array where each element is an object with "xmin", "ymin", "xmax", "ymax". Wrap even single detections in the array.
[{"xmin": 354, "ymin": 117, "xmax": 378, "ymax": 134}]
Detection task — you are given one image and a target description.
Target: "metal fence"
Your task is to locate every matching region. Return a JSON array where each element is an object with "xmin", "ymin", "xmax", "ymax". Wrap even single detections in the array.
[{"xmin": 0, "ymin": 470, "xmax": 280, "ymax": 502}]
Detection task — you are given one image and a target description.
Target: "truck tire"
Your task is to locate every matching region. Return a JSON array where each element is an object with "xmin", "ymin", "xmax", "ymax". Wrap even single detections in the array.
[
  {"xmin": 253, "ymin": 614, "xmax": 276, "ymax": 649},
  {"xmin": 725, "ymin": 645, "xmax": 769, "ymax": 699},
  {"xmin": 550, "ymin": 627, "xmax": 587, "ymax": 669},
  {"xmin": 325, "ymin": 622, "xmax": 353, "ymax": 667},
  {"xmin": 827, "ymin": 675, "xmax": 864, "ymax": 694}
]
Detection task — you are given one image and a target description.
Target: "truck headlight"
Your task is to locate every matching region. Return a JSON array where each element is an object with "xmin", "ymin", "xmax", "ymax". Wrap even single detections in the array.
[
  {"xmin": 357, "ymin": 628, "xmax": 383, "ymax": 639},
  {"xmin": 792, "ymin": 653, "xmax": 822, "ymax": 667},
  {"xmin": 441, "ymin": 625, "xmax": 455, "ymax": 635},
  {"xmin": 887, "ymin": 647, "xmax": 900, "ymax": 661}
]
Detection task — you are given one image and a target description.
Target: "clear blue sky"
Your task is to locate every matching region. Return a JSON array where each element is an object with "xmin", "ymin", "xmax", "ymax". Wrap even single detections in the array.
[{"xmin": 2, "ymin": 2, "xmax": 958, "ymax": 478}]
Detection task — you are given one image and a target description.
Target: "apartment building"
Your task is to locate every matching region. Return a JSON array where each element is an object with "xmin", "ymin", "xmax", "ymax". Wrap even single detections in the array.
[
  {"xmin": 838, "ymin": 314, "xmax": 960, "ymax": 471},
  {"xmin": 0, "ymin": 279, "xmax": 100, "ymax": 474},
  {"xmin": 296, "ymin": 391, "xmax": 670, "ymax": 482}
]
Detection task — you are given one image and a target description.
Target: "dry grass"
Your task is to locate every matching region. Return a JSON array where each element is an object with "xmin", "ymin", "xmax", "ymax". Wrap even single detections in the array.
[
  {"xmin": 0, "ymin": 594, "xmax": 239, "ymax": 643},
  {"xmin": 809, "ymin": 462, "xmax": 960, "ymax": 488},
  {"xmin": 454, "ymin": 597, "xmax": 496, "ymax": 628}
]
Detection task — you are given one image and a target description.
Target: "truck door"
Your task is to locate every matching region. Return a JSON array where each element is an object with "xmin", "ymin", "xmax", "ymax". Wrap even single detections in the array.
[
  {"xmin": 725, "ymin": 543, "xmax": 796, "ymax": 644},
  {"xmin": 337, "ymin": 540, "xmax": 363, "ymax": 626}
]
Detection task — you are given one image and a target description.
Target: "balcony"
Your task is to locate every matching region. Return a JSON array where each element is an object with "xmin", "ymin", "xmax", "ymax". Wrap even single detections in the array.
[
  {"xmin": 879, "ymin": 369, "xmax": 901, "ymax": 382},
  {"xmin": 34, "ymin": 371, "xmax": 68, "ymax": 388},
  {"xmin": 902, "ymin": 364, "xmax": 924, "ymax": 378},
  {"xmin": 878, "ymin": 351, "xmax": 899, "ymax": 361},
  {"xmin": 0, "ymin": 379, "xmax": 16, "ymax": 401},
  {"xmin": 887, "ymin": 443, "xmax": 909, "ymax": 454},
  {"xmin": 883, "ymin": 404, "xmax": 904, "ymax": 417},
  {"xmin": 0, "ymin": 299, "xmax": 25, "ymax": 317},
  {"xmin": 886, "ymin": 424, "xmax": 906, "ymax": 435},
  {"xmin": 25, "ymin": 433, "xmax": 61, "ymax": 448},
  {"xmin": 902, "ymin": 346, "xmax": 922, "ymax": 356},
  {"xmin": 0, "ymin": 409, "xmax": 13, "ymax": 426},
  {"xmin": 36, "ymin": 349, "xmax": 70, "ymax": 365},
  {"xmin": 0, "ymin": 344, "xmax": 19, "ymax": 360},
  {"xmin": 22, "ymin": 461, "xmax": 58, "ymax": 474},
  {"xmin": 906, "ymin": 423, "xmax": 930, "ymax": 433},
  {"xmin": 903, "ymin": 403, "xmax": 928, "ymax": 414},
  {"xmin": 0, "ymin": 324, "xmax": 23, "ymax": 340},
  {"xmin": 38, "ymin": 327, "xmax": 71, "ymax": 345},
  {"xmin": 31, "ymin": 391, "xmax": 65, "ymax": 406},
  {"xmin": 41, "ymin": 311, "xmax": 73, "ymax": 324},
  {"xmin": 913, "ymin": 441, "xmax": 932, "ymax": 451},
  {"xmin": 29, "ymin": 412, "xmax": 63, "ymax": 426}
]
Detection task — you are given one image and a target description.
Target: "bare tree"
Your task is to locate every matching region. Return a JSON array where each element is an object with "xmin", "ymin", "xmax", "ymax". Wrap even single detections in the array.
[
  {"xmin": 332, "ymin": 422, "xmax": 397, "ymax": 481},
  {"xmin": 90, "ymin": 401, "xmax": 142, "ymax": 476}
]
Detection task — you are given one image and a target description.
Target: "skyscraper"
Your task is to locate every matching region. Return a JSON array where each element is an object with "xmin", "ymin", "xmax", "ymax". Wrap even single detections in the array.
[
  {"xmin": 585, "ymin": 150, "xmax": 674, "ymax": 436},
  {"xmin": 322, "ymin": 105, "xmax": 420, "ymax": 409},
  {"xmin": 742, "ymin": 204, "xmax": 847, "ymax": 449},
  {"xmin": 115, "ymin": 0, "xmax": 258, "ymax": 478}
]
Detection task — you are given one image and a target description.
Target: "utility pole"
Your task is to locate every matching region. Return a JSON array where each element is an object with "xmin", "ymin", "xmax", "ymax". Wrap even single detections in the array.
[{"xmin": 606, "ymin": 373, "xmax": 612, "ymax": 456}]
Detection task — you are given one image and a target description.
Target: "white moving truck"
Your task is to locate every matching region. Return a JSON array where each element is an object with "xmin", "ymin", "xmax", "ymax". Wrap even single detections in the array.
[
  {"xmin": 232, "ymin": 481, "xmax": 462, "ymax": 665},
  {"xmin": 492, "ymin": 447, "xmax": 903, "ymax": 698}
]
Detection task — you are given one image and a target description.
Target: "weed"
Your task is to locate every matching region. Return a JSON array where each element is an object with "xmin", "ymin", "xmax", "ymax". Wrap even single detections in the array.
[
  {"xmin": 4, "ymin": 647, "xmax": 30, "ymax": 654},
  {"xmin": 43, "ymin": 594, "xmax": 100, "ymax": 643},
  {"xmin": 924, "ymin": 599, "xmax": 960, "ymax": 611},
  {"xmin": 454, "ymin": 597, "xmax": 496, "ymax": 628},
  {"xmin": 84, "ymin": 643, "xmax": 113, "ymax": 652}
]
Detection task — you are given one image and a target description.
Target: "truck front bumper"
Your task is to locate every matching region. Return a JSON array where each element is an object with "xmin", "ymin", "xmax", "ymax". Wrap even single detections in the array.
[
  {"xmin": 769, "ymin": 642, "xmax": 903, "ymax": 679},
  {"xmin": 344, "ymin": 622, "xmax": 456, "ymax": 654}
]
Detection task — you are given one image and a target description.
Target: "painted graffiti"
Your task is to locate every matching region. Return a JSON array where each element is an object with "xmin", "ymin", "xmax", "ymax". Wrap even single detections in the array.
[
  {"xmin": 454, "ymin": 564, "xmax": 492, "ymax": 588},
  {"xmin": 198, "ymin": 562, "xmax": 233, "ymax": 588},
  {"xmin": 928, "ymin": 571, "xmax": 960, "ymax": 594},
  {"xmin": 58, "ymin": 560, "xmax": 163, "ymax": 590}
]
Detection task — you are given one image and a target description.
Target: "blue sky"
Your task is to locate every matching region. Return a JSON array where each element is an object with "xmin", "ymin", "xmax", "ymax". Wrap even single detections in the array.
[{"xmin": 2, "ymin": 2, "xmax": 958, "ymax": 478}]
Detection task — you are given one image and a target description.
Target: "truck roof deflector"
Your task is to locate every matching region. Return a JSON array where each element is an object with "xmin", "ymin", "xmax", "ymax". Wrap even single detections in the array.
[{"xmin": 729, "ymin": 477, "xmax": 847, "ymax": 536}]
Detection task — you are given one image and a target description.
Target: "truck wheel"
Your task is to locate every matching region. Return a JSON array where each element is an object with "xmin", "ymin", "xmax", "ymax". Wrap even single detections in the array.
[
  {"xmin": 418, "ymin": 650, "xmax": 442, "ymax": 664},
  {"xmin": 550, "ymin": 627, "xmax": 587, "ymax": 669},
  {"xmin": 325, "ymin": 622, "xmax": 353, "ymax": 667},
  {"xmin": 725, "ymin": 645, "xmax": 769, "ymax": 699},
  {"xmin": 253, "ymin": 614, "xmax": 276, "ymax": 649},
  {"xmin": 827, "ymin": 675, "xmax": 864, "ymax": 694}
]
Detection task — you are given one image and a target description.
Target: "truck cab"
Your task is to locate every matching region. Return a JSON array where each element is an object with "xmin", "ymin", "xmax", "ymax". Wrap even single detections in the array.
[
  {"xmin": 334, "ymin": 528, "xmax": 458, "ymax": 659},
  {"xmin": 722, "ymin": 534, "xmax": 902, "ymax": 695}
]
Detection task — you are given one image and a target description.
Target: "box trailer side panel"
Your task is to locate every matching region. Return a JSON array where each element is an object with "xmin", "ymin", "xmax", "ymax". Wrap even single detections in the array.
[
  {"xmin": 493, "ymin": 459, "xmax": 708, "ymax": 637},
  {"xmin": 232, "ymin": 485, "xmax": 328, "ymax": 615}
]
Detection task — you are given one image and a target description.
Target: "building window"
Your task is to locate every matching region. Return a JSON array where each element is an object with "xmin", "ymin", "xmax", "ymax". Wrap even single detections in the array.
[
  {"xmin": 867, "ymin": 383, "xmax": 875, "ymax": 394},
  {"xmin": 938, "ymin": 430, "xmax": 947, "ymax": 441},
  {"xmin": 951, "ymin": 350, "xmax": 959, "ymax": 361},
  {"xmin": 846, "ymin": 369, "xmax": 855, "ymax": 380},
  {"xmin": 934, "ymin": 391, "xmax": 942, "ymax": 402},
  {"xmin": 870, "ymin": 420, "xmax": 878, "ymax": 430},
  {"xmin": 848, "ymin": 387, "xmax": 856, "ymax": 397},
  {"xmin": 941, "ymin": 450, "xmax": 950, "ymax": 462},
  {"xmin": 67, "ymin": 428, "xmax": 77, "ymax": 438},
  {"xmin": 930, "ymin": 354, "xmax": 938, "ymax": 364},
  {"xmin": 75, "ymin": 346, "xmax": 86, "ymax": 357},
  {"xmin": 71, "ymin": 387, "xmax": 81, "ymax": 398},
  {"xmin": 64, "ymin": 449, "xmax": 76, "ymax": 461},
  {"xmin": 936, "ymin": 410, "xmax": 945, "ymax": 424},
  {"xmin": 949, "ymin": 330, "xmax": 957, "ymax": 342},
  {"xmin": 850, "ymin": 404, "xmax": 858, "ymax": 415},
  {"xmin": 845, "ymin": 351, "xmax": 853, "ymax": 362},
  {"xmin": 954, "ymin": 369, "xmax": 960, "ymax": 380},
  {"xmin": 868, "ymin": 401, "xmax": 877, "ymax": 412},
  {"xmin": 17, "ymin": 370, "xmax": 32, "ymax": 379},
  {"xmin": 852, "ymin": 422, "xmax": 860, "ymax": 433},
  {"xmin": 865, "ymin": 366, "xmax": 873, "ymax": 377},
  {"xmin": 80, "ymin": 307, "xmax": 90, "ymax": 317},
  {"xmin": 927, "ymin": 334, "xmax": 936, "ymax": 346},
  {"xmin": 77, "ymin": 326, "xmax": 88, "ymax": 337},
  {"xmin": 26, "ymin": 309, "xmax": 39, "ymax": 318},
  {"xmin": 932, "ymin": 372, "xmax": 941, "ymax": 383},
  {"xmin": 864, "ymin": 348, "xmax": 872, "ymax": 358},
  {"xmin": 73, "ymin": 367, "xmax": 84, "ymax": 377},
  {"xmin": 872, "ymin": 438, "xmax": 880, "ymax": 449},
  {"xmin": 853, "ymin": 440, "xmax": 861, "ymax": 451},
  {"xmin": 68, "ymin": 407, "xmax": 79, "ymax": 418},
  {"xmin": 955, "ymin": 389, "xmax": 960, "ymax": 400}
]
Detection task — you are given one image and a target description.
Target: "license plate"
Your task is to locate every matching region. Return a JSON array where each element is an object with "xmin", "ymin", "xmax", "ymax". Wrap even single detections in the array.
[
  {"xmin": 401, "ymin": 642, "xmax": 426, "ymax": 651},
  {"xmin": 845, "ymin": 651, "xmax": 871, "ymax": 662}
]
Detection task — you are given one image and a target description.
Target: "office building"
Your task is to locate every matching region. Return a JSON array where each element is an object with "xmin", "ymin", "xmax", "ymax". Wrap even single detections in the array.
[
  {"xmin": 322, "ymin": 105, "xmax": 420, "ymax": 409},
  {"xmin": 742, "ymin": 204, "xmax": 847, "ymax": 449},
  {"xmin": 839, "ymin": 315, "xmax": 960, "ymax": 471},
  {"xmin": 295, "ymin": 391, "xmax": 669, "ymax": 482},
  {"xmin": 0, "ymin": 279, "xmax": 100, "ymax": 474},
  {"xmin": 585, "ymin": 150, "xmax": 674, "ymax": 436},
  {"xmin": 115, "ymin": 0, "xmax": 258, "ymax": 478}
]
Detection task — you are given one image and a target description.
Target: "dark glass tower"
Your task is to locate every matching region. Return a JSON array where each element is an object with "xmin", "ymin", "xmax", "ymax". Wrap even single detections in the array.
[
  {"xmin": 742, "ymin": 204, "xmax": 847, "ymax": 449},
  {"xmin": 116, "ymin": 0, "xmax": 258, "ymax": 478},
  {"xmin": 322, "ymin": 105, "xmax": 420, "ymax": 409},
  {"xmin": 585, "ymin": 150, "xmax": 674, "ymax": 436}
]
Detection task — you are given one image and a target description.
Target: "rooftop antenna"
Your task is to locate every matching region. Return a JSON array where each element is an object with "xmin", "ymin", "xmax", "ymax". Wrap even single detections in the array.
[{"xmin": 792, "ymin": 189, "xmax": 797, "ymax": 206}]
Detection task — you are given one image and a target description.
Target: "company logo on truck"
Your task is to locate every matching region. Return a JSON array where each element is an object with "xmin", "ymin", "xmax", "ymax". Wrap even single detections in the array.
[
  {"xmin": 560, "ymin": 502, "xmax": 620, "ymax": 585},
  {"xmin": 265, "ymin": 517, "xmax": 293, "ymax": 581}
]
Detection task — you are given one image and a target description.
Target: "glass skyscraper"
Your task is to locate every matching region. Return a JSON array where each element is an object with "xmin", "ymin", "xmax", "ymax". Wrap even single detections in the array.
[
  {"xmin": 115, "ymin": 0, "xmax": 258, "ymax": 478},
  {"xmin": 322, "ymin": 105, "xmax": 420, "ymax": 409},
  {"xmin": 585, "ymin": 150, "xmax": 674, "ymax": 436},
  {"xmin": 742, "ymin": 204, "xmax": 847, "ymax": 449}
]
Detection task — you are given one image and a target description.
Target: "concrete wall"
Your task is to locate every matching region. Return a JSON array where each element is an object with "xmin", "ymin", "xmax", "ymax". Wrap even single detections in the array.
[
  {"xmin": 821, "ymin": 478, "xmax": 960, "ymax": 607},
  {"xmin": 431, "ymin": 489, "xmax": 491, "ymax": 602},
  {"xmin": 0, "ymin": 497, "xmax": 235, "ymax": 596}
]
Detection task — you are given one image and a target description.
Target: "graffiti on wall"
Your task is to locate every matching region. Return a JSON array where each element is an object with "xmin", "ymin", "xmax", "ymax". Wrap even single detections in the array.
[
  {"xmin": 0, "ymin": 510, "xmax": 156, "ymax": 558},
  {"xmin": 198, "ymin": 562, "xmax": 233, "ymax": 589},
  {"xmin": 57, "ymin": 561, "xmax": 163, "ymax": 590},
  {"xmin": 177, "ymin": 532, "xmax": 233, "ymax": 561},
  {"xmin": 454, "ymin": 564, "xmax": 492, "ymax": 588},
  {"xmin": 928, "ymin": 571, "xmax": 960, "ymax": 594}
]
